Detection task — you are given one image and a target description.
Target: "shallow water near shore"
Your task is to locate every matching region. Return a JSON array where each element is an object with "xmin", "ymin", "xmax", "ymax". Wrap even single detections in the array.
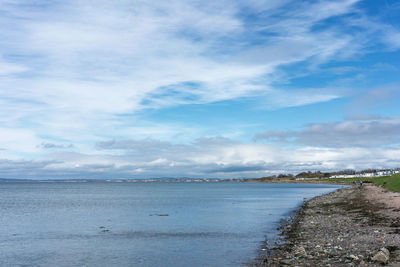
[{"xmin": 0, "ymin": 182, "xmax": 342, "ymax": 266}]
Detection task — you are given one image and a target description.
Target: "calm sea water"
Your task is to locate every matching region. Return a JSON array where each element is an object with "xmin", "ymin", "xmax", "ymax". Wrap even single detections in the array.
[{"xmin": 0, "ymin": 182, "xmax": 342, "ymax": 266}]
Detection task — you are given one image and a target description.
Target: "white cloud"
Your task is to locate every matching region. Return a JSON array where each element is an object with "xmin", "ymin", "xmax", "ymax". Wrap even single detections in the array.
[
  {"xmin": 260, "ymin": 88, "xmax": 342, "ymax": 109},
  {"xmin": 0, "ymin": 136, "xmax": 399, "ymax": 179},
  {"xmin": 0, "ymin": 57, "xmax": 28, "ymax": 76},
  {"xmin": 0, "ymin": 128, "xmax": 42, "ymax": 155},
  {"xmin": 0, "ymin": 0, "xmax": 399, "ymax": 177},
  {"xmin": 254, "ymin": 116, "xmax": 400, "ymax": 147},
  {"xmin": 0, "ymin": 0, "xmax": 369, "ymax": 122}
]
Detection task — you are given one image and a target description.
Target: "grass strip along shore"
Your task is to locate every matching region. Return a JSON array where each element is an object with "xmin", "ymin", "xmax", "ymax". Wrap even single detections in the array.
[
  {"xmin": 252, "ymin": 174, "xmax": 400, "ymax": 266},
  {"xmin": 320, "ymin": 174, "xmax": 400, "ymax": 192},
  {"xmin": 247, "ymin": 173, "xmax": 400, "ymax": 192}
]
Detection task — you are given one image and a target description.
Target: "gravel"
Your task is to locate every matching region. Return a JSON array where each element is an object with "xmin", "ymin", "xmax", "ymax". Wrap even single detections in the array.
[{"xmin": 253, "ymin": 185, "xmax": 400, "ymax": 266}]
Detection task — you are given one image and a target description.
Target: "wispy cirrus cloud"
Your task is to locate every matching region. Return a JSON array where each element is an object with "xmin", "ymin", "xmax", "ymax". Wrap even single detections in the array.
[
  {"xmin": 0, "ymin": 0, "xmax": 400, "ymax": 178},
  {"xmin": 1, "ymin": 0, "xmax": 393, "ymax": 120}
]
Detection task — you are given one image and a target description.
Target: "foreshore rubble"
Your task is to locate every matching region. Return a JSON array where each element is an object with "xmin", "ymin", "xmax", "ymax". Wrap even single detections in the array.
[{"xmin": 254, "ymin": 185, "xmax": 400, "ymax": 266}]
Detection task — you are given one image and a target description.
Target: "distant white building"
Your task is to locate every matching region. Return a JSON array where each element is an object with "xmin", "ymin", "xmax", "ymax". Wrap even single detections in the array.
[
  {"xmin": 330, "ymin": 169, "xmax": 398, "ymax": 179},
  {"xmin": 330, "ymin": 174, "xmax": 357, "ymax": 178}
]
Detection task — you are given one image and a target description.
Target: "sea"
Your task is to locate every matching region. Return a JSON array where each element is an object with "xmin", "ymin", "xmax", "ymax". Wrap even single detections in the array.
[{"xmin": 0, "ymin": 181, "xmax": 342, "ymax": 266}]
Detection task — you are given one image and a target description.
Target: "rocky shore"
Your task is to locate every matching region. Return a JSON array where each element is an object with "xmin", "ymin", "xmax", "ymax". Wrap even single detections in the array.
[{"xmin": 254, "ymin": 184, "xmax": 400, "ymax": 266}]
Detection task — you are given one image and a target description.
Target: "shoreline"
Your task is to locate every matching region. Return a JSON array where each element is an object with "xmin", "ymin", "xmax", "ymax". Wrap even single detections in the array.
[
  {"xmin": 245, "ymin": 178, "xmax": 354, "ymax": 185},
  {"xmin": 253, "ymin": 184, "xmax": 400, "ymax": 266}
]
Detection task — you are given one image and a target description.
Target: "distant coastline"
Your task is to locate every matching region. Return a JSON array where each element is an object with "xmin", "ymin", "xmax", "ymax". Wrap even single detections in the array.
[
  {"xmin": 2, "ymin": 168, "xmax": 399, "ymax": 185},
  {"xmin": 0, "ymin": 177, "xmax": 244, "ymax": 183}
]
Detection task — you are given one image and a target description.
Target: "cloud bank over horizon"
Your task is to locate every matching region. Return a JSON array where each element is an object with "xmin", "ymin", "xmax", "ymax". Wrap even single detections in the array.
[{"xmin": 0, "ymin": 0, "xmax": 400, "ymax": 179}]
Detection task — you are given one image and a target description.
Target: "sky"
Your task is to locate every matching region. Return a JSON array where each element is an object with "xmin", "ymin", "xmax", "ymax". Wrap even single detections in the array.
[{"xmin": 0, "ymin": 0, "xmax": 400, "ymax": 179}]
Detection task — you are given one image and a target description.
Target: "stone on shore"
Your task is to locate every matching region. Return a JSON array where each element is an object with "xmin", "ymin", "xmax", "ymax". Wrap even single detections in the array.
[
  {"xmin": 279, "ymin": 259, "xmax": 293, "ymax": 265},
  {"xmin": 347, "ymin": 254, "xmax": 359, "ymax": 261},
  {"xmin": 371, "ymin": 247, "xmax": 390, "ymax": 264},
  {"xmin": 293, "ymin": 245, "xmax": 307, "ymax": 257},
  {"xmin": 380, "ymin": 247, "xmax": 390, "ymax": 257}
]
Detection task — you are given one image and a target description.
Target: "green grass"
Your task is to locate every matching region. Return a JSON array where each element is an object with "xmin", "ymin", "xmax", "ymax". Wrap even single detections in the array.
[{"xmin": 322, "ymin": 173, "xmax": 400, "ymax": 192}]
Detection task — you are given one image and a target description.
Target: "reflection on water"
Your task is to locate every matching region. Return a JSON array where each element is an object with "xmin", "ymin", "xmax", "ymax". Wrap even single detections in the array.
[{"xmin": 0, "ymin": 182, "xmax": 342, "ymax": 266}]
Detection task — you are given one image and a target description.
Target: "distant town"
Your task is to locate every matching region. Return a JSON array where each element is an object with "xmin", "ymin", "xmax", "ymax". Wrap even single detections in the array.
[{"xmin": 292, "ymin": 168, "xmax": 400, "ymax": 180}]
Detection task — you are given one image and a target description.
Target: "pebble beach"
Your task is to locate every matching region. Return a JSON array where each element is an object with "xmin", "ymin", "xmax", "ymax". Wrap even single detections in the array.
[{"xmin": 254, "ymin": 184, "xmax": 400, "ymax": 266}]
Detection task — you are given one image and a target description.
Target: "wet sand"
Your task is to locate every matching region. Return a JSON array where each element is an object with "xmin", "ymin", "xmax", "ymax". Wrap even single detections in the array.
[{"xmin": 254, "ymin": 184, "xmax": 400, "ymax": 266}]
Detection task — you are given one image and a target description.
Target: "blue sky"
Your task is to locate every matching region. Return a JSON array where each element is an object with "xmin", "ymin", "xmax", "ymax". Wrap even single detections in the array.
[{"xmin": 0, "ymin": 0, "xmax": 400, "ymax": 179}]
